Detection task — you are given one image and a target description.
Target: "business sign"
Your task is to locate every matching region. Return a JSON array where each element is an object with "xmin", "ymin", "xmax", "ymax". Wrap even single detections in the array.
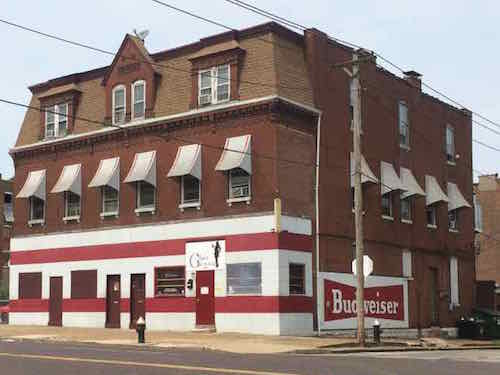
[
  {"xmin": 319, "ymin": 272, "xmax": 408, "ymax": 329},
  {"xmin": 185, "ymin": 240, "xmax": 225, "ymax": 271}
]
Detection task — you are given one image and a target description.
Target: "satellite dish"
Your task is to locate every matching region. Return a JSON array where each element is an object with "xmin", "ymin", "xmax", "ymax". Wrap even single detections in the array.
[{"xmin": 133, "ymin": 29, "xmax": 150, "ymax": 41}]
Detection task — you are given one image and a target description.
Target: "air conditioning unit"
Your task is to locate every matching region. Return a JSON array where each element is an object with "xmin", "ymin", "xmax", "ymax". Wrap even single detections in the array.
[{"xmin": 199, "ymin": 94, "xmax": 211, "ymax": 106}]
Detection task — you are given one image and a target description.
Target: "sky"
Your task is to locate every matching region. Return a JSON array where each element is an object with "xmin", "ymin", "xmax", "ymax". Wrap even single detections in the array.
[{"xmin": 1, "ymin": 0, "xmax": 499, "ymax": 179}]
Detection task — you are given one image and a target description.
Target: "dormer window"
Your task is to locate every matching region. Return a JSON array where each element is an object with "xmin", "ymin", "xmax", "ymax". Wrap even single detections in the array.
[
  {"xmin": 112, "ymin": 85, "xmax": 126, "ymax": 125},
  {"xmin": 198, "ymin": 64, "xmax": 230, "ymax": 106},
  {"xmin": 132, "ymin": 81, "xmax": 145, "ymax": 120},
  {"xmin": 45, "ymin": 104, "xmax": 68, "ymax": 139}
]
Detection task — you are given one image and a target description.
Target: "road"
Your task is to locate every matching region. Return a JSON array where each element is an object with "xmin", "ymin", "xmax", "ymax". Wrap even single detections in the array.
[{"xmin": 0, "ymin": 339, "xmax": 498, "ymax": 374}]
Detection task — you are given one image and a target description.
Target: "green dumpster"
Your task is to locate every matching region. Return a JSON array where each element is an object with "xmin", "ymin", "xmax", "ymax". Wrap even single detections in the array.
[{"xmin": 472, "ymin": 308, "xmax": 500, "ymax": 339}]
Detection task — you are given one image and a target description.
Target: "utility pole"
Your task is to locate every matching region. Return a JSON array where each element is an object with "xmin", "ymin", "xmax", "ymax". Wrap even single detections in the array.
[{"xmin": 351, "ymin": 53, "xmax": 365, "ymax": 347}]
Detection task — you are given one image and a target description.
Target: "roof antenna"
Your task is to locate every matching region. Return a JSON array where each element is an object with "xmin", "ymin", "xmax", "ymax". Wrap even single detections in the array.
[{"xmin": 133, "ymin": 29, "xmax": 150, "ymax": 42}]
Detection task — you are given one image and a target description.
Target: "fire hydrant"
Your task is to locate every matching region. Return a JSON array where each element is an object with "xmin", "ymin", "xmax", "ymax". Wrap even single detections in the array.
[
  {"xmin": 136, "ymin": 316, "xmax": 146, "ymax": 344},
  {"xmin": 373, "ymin": 319, "xmax": 381, "ymax": 345}
]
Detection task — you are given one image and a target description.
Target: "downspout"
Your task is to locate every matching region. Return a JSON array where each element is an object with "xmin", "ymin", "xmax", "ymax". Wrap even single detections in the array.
[{"xmin": 315, "ymin": 112, "xmax": 322, "ymax": 336}]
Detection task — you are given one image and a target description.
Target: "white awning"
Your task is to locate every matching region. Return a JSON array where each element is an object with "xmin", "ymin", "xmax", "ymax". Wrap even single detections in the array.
[
  {"xmin": 447, "ymin": 182, "xmax": 471, "ymax": 211},
  {"xmin": 167, "ymin": 144, "xmax": 202, "ymax": 180},
  {"xmin": 51, "ymin": 164, "xmax": 82, "ymax": 195},
  {"xmin": 400, "ymin": 167, "xmax": 425, "ymax": 199},
  {"xmin": 350, "ymin": 152, "xmax": 378, "ymax": 186},
  {"xmin": 17, "ymin": 170, "xmax": 46, "ymax": 200},
  {"xmin": 88, "ymin": 157, "xmax": 120, "ymax": 190},
  {"xmin": 425, "ymin": 175, "xmax": 448, "ymax": 206},
  {"xmin": 380, "ymin": 161, "xmax": 404, "ymax": 195},
  {"xmin": 215, "ymin": 135, "xmax": 252, "ymax": 175},
  {"xmin": 124, "ymin": 151, "xmax": 157, "ymax": 186}
]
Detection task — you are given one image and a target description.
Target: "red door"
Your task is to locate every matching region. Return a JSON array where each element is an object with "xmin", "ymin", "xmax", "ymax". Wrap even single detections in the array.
[
  {"xmin": 196, "ymin": 270, "xmax": 215, "ymax": 326},
  {"xmin": 130, "ymin": 274, "xmax": 146, "ymax": 329},
  {"xmin": 106, "ymin": 275, "xmax": 121, "ymax": 328},
  {"xmin": 49, "ymin": 277, "xmax": 62, "ymax": 327}
]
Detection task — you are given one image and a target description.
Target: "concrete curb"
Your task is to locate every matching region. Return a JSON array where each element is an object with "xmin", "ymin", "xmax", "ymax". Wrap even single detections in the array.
[{"xmin": 293, "ymin": 345, "xmax": 500, "ymax": 355}]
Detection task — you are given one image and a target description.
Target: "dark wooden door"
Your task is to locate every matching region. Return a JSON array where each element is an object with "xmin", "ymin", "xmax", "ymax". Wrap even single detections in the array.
[
  {"xmin": 430, "ymin": 267, "xmax": 440, "ymax": 326},
  {"xmin": 106, "ymin": 275, "xmax": 121, "ymax": 328},
  {"xmin": 196, "ymin": 270, "xmax": 215, "ymax": 326},
  {"xmin": 130, "ymin": 274, "xmax": 146, "ymax": 329},
  {"xmin": 49, "ymin": 277, "xmax": 63, "ymax": 327}
]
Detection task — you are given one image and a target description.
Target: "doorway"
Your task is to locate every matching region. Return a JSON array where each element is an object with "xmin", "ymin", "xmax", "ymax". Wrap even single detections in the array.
[
  {"xmin": 429, "ymin": 267, "xmax": 440, "ymax": 326},
  {"xmin": 196, "ymin": 270, "xmax": 215, "ymax": 326},
  {"xmin": 48, "ymin": 276, "xmax": 63, "ymax": 327},
  {"xmin": 130, "ymin": 274, "xmax": 145, "ymax": 329},
  {"xmin": 106, "ymin": 275, "xmax": 121, "ymax": 328}
]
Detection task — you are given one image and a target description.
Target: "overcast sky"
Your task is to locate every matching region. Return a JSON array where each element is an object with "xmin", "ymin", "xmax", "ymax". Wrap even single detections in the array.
[{"xmin": 1, "ymin": 0, "xmax": 499, "ymax": 179}]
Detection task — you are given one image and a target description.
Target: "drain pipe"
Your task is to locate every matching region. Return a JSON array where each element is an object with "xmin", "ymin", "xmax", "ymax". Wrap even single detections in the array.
[{"xmin": 315, "ymin": 112, "xmax": 322, "ymax": 337}]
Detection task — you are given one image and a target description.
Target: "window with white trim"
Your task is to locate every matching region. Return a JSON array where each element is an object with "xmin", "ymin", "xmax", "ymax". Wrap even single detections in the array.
[
  {"xmin": 132, "ymin": 81, "xmax": 145, "ymax": 120},
  {"xmin": 155, "ymin": 267, "xmax": 185, "ymax": 297},
  {"xmin": 136, "ymin": 181, "xmax": 155, "ymax": 210},
  {"xmin": 446, "ymin": 124, "xmax": 455, "ymax": 163},
  {"xmin": 401, "ymin": 196, "xmax": 412, "ymax": 222},
  {"xmin": 381, "ymin": 193, "xmax": 393, "ymax": 218},
  {"xmin": 227, "ymin": 263, "xmax": 261, "ymax": 295},
  {"xmin": 473, "ymin": 194, "xmax": 483, "ymax": 232},
  {"xmin": 448, "ymin": 209, "xmax": 459, "ymax": 231},
  {"xmin": 198, "ymin": 64, "xmax": 230, "ymax": 106},
  {"xmin": 112, "ymin": 85, "xmax": 126, "ymax": 125},
  {"xmin": 102, "ymin": 186, "xmax": 119, "ymax": 214},
  {"xmin": 64, "ymin": 191, "xmax": 81, "ymax": 218},
  {"xmin": 229, "ymin": 168, "xmax": 250, "ymax": 199},
  {"xmin": 181, "ymin": 175, "xmax": 200, "ymax": 205},
  {"xmin": 29, "ymin": 196, "xmax": 44, "ymax": 221},
  {"xmin": 399, "ymin": 101, "xmax": 409, "ymax": 148},
  {"xmin": 426, "ymin": 205, "xmax": 437, "ymax": 227},
  {"xmin": 402, "ymin": 250, "xmax": 412, "ymax": 278},
  {"xmin": 45, "ymin": 103, "xmax": 68, "ymax": 139}
]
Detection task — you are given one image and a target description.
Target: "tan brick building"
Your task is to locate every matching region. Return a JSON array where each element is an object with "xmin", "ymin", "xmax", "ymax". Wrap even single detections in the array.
[{"xmin": 8, "ymin": 22, "xmax": 475, "ymax": 335}]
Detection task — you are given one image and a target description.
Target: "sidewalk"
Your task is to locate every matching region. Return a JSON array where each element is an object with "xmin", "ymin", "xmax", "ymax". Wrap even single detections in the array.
[{"xmin": 0, "ymin": 325, "xmax": 498, "ymax": 354}]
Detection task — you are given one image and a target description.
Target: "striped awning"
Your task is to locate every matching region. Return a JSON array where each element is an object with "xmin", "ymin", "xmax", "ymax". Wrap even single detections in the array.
[
  {"xmin": 51, "ymin": 164, "xmax": 82, "ymax": 195},
  {"xmin": 447, "ymin": 182, "xmax": 471, "ymax": 211},
  {"xmin": 215, "ymin": 135, "xmax": 252, "ymax": 175},
  {"xmin": 350, "ymin": 152, "xmax": 378, "ymax": 186},
  {"xmin": 17, "ymin": 170, "xmax": 46, "ymax": 200},
  {"xmin": 124, "ymin": 151, "xmax": 157, "ymax": 186},
  {"xmin": 88, "ymin": 157, "xmax": 120, "ymax": 190},
  {"xmin": 167, "ymin": 144, "xmax": 202, "ymax": 180},
  {"xmin": 425, "ymin": 175, "xmax": 448, "ymax": 206}
]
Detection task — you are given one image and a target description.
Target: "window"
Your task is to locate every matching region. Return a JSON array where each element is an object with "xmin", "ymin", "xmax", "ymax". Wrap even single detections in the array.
[
  {"xmin": 155, "ymin": 267, "xmax": 185, "ymax": 297},
  {"xmin": 402, "ymin": 250, "xmax": 412, "ymax": 278},
  {"xmin": 132, "ymin": 81, "xmax": 145, "ymax": 120},
  {"xmin": 474, "ymin": 194, "xmax": 483, "ymax": 232},
  {"xmin": 449, "ymin": 209, "xmax": 459, "ymax": 231},
  {"xmin": 198, "ymin": 64, "xmax": 230, "ymax": 106},
  {"xmin": 112, "ymin": 85, "xmax": 126, "ymax": 125},
  {"xmin": 381, "ymin": 193, "xmax": 393, "ymax": 218},
  {"xmin": 401, "ymin": 196, "xmax": 412, "ymax": 222},
  {"xmin": 289, "ymin": 263, "xmax": 305, "ymax": 295},
  {"xmin": 399, "ymin": 101, "xmax": 409, "ymax": 148},
  {"xmin": 64, "ymin": 192, "xmax": 81, "ymax": 218},
  {"xmin": 102, "ymin": 186, "xmax": 119, "ymax": 214},
  {"xmin": 29, "ymin": 196, "xmax": 44, "ymax": 221},
  {"xmin": 446, "ymin": 125, "xmax": 455, "ymax": 163},
  {"xmin": 426, "ymin": 205, "xmax": 437, "ymax": 227},
  {"xmin": 45, "ymin": 103, "xmax": 68, "ymax": 138},
  {"xmin": 181, "ymin": 175, "xmax": 200, "ymax": 204},
  {"xmin": 3, "ymin": 192, "xmax": 13, "ymax": 223},
  {"xmin": 137, "ymin": 181, "xmax": 155, "ymax": 210},
  {"xmin": 19, "ymin": 272, "xmax": 42, "ymax": 299},
  {"xmin": 71, "ymin": 270, "xmax": 97, "ymax": 299},
  {"xmin": 349, "ymin": 80, "xmax": 355, "ymax": 130},
  {"xmin": 229, "ymin": 168, "xmax": 250, "ymax": 199},
  {"xmin": 227, "ymin": 263, "xmax": 261, "ymax": 295}
]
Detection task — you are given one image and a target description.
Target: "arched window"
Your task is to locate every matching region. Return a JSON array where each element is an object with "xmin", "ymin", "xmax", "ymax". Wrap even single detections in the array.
[{"xmin": 112, "ymin": 85, "xmax": 126, "ymax": 125}]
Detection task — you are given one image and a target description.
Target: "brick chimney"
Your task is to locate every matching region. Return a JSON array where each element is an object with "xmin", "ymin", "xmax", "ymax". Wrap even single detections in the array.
[{"xmin": 404, "ymin": 70, "xmax": 422, "ymax": 91}]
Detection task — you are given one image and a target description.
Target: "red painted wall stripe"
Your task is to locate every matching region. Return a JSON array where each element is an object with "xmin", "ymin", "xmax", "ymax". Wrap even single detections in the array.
[
  {"xmin": 11, "ymin": 232, "xmax": 312, "ymax": 265},
  {"xmin": 9, "ymin": 296, "xmax": 312, "ymax": 314}
]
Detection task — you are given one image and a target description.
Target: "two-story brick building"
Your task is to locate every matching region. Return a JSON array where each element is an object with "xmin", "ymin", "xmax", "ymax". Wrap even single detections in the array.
[{"xmin": 8, "ymin": 22, "xmax": 474, "ymax": 335}]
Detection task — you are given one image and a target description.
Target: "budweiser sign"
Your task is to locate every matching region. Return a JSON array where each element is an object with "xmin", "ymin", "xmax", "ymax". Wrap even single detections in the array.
[{"xmin": 324, "ymin": 279, "xmax": 404, "ymax": 321}]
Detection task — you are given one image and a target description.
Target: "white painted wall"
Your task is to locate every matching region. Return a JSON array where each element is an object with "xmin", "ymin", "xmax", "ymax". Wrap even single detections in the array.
[
  {"xmin": 9, "ymin": 312, "xmax": 48, "ymax": 326},
  {"xmin": 63, "ymin": 312, "xmax": 105, "ymax": 328}
]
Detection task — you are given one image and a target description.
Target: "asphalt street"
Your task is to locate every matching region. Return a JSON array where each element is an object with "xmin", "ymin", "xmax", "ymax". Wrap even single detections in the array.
[{"xmin": 0, "ymin": 339, "xmax": 499, "ymax": 375}]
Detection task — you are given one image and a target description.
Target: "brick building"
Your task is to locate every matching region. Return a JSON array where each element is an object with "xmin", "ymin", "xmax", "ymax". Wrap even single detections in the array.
[
  {"xmin": 8, "ymin": 22, "xmax": 474, "ymax": 335},
  {"xmin": 0, "ymin": 176, "xmax": 13, "ymax": 299},
  {"xmin": 474, "ymin": 175, "xmax": 500, "ymax": 310}
]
